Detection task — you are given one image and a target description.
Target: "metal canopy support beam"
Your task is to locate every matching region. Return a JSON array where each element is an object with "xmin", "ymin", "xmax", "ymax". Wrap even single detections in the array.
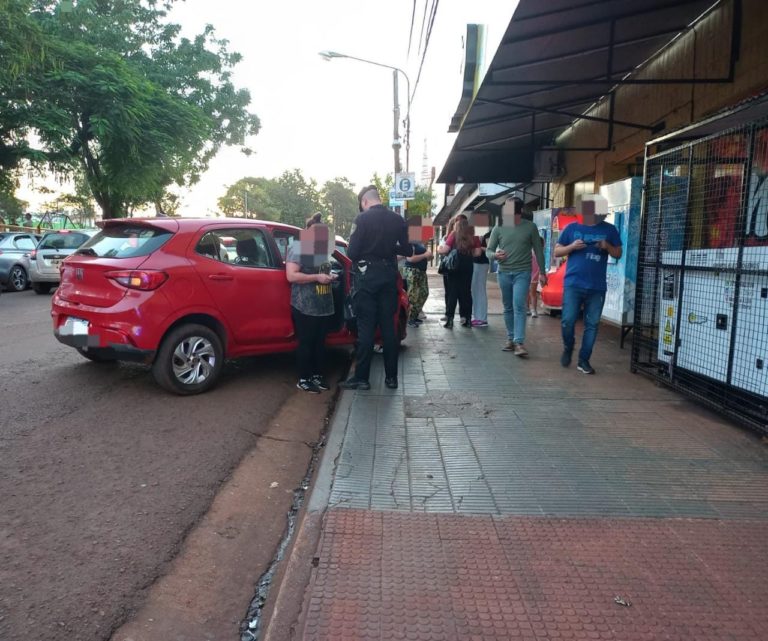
[
  {"xmin": 492, "ymin": 27, "xmax": 687, "ymax": 74},
  {"xmin": 476, "ymin": 97, "xmax": 660, "ymax": 131},
  {"xmin": 500, "ymin": 0, "xmax": 717, "ymax": 46},
  {"xmin": 457, "ymin": 123, "xmax": 566, "ymax": 151},
  {"xmin": 486, "ymin": 75, "xmax": 734, "ymax": 86},
  {"xmin": 464, "ymin": 94, "xmax": 601, "ymax": 129}
]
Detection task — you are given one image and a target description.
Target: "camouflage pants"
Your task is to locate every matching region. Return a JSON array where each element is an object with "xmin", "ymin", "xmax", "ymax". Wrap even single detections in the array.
[{"xmin": 405, "ymin": 268, "xmax": 429, "ymax": 320}]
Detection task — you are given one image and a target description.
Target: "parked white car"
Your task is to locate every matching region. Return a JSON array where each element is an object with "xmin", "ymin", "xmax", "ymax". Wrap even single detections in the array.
[{"xmin": 29, "ymin": 229, "xmax": 99, "ymax": 294}]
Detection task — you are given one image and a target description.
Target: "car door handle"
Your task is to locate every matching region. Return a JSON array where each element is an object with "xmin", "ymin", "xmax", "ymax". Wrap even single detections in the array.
[{"xmin": 208, "ymin": 274, "xmax": 234, "ymax": 281}]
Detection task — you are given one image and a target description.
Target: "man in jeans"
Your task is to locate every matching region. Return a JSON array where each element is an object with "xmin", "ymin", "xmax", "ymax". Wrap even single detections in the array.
[
  {"xmin": 555, "ymin": 198, "xmax": 622, "ymax": 374},
  {"xmin": 486, "ymin": 197, "xmax": 547, "ymax": 356}
]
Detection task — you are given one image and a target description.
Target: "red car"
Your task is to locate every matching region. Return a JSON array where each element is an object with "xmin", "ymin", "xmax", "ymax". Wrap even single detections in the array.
[{"xmin": 51, "ymin": 218, "xmax": 409, "ymax": 394}]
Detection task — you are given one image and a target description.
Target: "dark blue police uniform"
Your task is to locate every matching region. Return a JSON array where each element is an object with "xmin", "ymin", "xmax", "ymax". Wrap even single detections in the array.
[{"xmin": 343, "ymin": 204, "xmax": 412, "ymax": 388}]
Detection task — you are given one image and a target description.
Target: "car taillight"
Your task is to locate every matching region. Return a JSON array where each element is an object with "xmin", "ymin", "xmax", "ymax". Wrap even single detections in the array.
[{"xmin": 105, "ymin": 270, "xmax": 168, "ymax": 290}]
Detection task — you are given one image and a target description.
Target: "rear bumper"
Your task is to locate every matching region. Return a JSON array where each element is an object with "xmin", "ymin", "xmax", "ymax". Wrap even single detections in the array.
[
  {"xmin": 51, "ymin": 295, "xmax": 164, "ymax": 363},
  {"xmin": 54, "ymin": 330, "xmax": 154, "ymax": 363},
  {"xmin": 29, "ymin": 262, "xmax": 60, "ymax": 284}
]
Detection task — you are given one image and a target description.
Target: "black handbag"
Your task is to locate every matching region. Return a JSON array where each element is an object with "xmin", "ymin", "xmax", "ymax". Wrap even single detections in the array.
[{"xmin": 437, "ymin": 248, "xmax": 459, "ymax": 275}]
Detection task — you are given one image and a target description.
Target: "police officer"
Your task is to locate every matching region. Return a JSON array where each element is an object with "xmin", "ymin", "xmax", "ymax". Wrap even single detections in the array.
[{"xmin": 340, "ymin": 185, "xmax": 413, "ymax": 390}]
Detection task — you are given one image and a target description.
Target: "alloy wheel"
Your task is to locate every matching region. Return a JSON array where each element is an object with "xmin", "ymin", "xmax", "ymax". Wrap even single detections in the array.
[
  {"xmin": 9, "ymin": 266, "xmax": 27, "ymax": 292},
  {"xmin": 171, "ymin": 336, "xmax": 216, "ymax": 386}
]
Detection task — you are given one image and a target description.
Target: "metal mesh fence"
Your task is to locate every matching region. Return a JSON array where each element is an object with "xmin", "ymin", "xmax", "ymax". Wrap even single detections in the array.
[{"xmin": 632, "ymin": 118, "xmax": 768, "ymax": 433}]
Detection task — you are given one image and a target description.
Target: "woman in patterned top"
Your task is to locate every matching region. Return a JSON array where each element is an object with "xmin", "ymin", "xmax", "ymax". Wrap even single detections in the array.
[{"xmin": 285, "ymin": 213, "xmax": 337, "ymax": 393}]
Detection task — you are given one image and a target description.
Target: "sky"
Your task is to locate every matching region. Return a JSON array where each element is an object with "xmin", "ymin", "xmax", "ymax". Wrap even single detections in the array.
[
  {"xmin": 167, "ymin": 0, "xmax": 515, "ymax": 216},
  {"xmin": 19, "ymin": 0, "xmax": 516, "ymax": 216}
]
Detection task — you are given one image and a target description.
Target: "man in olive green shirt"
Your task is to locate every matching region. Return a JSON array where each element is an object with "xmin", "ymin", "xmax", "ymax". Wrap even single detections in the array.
[{"xmin": 486, "ymin": 197, "xmax": 547, "ymax": 356}]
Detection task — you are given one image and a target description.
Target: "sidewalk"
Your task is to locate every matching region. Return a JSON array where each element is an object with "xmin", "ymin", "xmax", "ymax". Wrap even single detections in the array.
[{"xmin": 267, "ymin": 272, "xmax": 768, "ymax": 641}]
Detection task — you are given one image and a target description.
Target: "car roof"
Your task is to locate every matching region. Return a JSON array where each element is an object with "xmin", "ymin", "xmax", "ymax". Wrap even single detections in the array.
[
  {"xmin": 99, "ymin": 217, "xmax": 302, "ymax": 235},
  {"xmin": 42, "ymin": 228, "xmax": 98, "ymax": 236}
]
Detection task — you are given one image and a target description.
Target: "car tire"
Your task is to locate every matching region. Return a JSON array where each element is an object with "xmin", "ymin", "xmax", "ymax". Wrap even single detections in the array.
[
  {"xmin": 8, "ymin": 265, "xmax": 28, "ymax": 292},
  {"xmin": 152, "ymin": 324, "xmax": 224, "ymax": 395},
  {"xmin": 77, "ymin": 347, "xmax": 117, "ymax": 363},
  {"xmin": 32, "ymin": 282, "xmax": 52, "ymax": 295}
]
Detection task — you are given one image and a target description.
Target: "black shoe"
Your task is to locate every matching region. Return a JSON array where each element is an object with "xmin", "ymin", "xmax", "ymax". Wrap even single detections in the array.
[
  {"xmin": 460, "ymin": 319, "xmax": 471, "ymax": 328},
  {"xmin": 443, "ymin": 318, "xmax": 454, "ymax": 329},
  {"xmin": 577, "ymin": 360, "xmax": 595, "ymax": 375},
  {"xmin": 560, "ymin": 350, "xmax": 573, "ymax": 368},
  {"xmin": 385, "ymin": 377, "xmax": 398, "ymax": 389},
  {"xmin": 339, "ymin": 377, "xmax": 371, "ymax": 390},
  {"xmin": 297, "ymin": 379, "xmax": 321, "ymax": 393},
  {"xmin": 407, "ymin": 319, "xmax": 420, "ymax": 328},
  {"xmin": 311, "ymin": 374, "xmax": 329, "ymax": 391}
]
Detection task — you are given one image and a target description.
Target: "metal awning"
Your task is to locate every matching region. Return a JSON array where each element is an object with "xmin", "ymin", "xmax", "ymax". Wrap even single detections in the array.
[
  {"xmin": 432, "ymin": 183, "xmax": 478, "ymax": 226},
  {"xmin": 438, "ymin": 0, "xmax": 736, "ymax": 184}
]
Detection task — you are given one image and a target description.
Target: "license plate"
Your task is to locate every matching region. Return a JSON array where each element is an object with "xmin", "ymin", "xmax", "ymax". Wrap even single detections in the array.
[{"xmin": 62, "ymin": 317, "xmax": 89, "ymax": 336}]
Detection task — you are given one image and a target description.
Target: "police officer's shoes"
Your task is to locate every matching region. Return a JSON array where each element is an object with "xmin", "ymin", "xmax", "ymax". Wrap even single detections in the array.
[
  {"xmin": 340, "ymin": 377, "xmax": 371, "ymax": 391},
  {"xmin": 385, "ymin": 377, "xmax": 398, "ymax": 389}
]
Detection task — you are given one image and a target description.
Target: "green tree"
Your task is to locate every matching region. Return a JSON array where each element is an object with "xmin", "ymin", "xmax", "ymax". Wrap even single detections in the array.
[
  {"xmin": 1, "ymin": 1, "xmax": 259, "ymax": 218},
  {"xmin": 218, "ymin": 170, "xmax": 321, "ymax": 227},
  {"xmin": 0, "ymin": 183, "xmax": 26, "ymax": 225},
  {"xmin": 321, "ymin": 178, "xmax": 357, "ymax": 238},
  {"xmin": 407, "ymin": 185, "xmax": 434, "ymax": 218},
  {"xmin": 368, "ymin": 172, "xmax": 394, "ymax": 206},
  {"xmin": 218, "ymin": 177, "xmax": 281, "ymax": 220},
  {"xmin": 272, "ymin": 169, "xmax": 321, "ymax": 228}
]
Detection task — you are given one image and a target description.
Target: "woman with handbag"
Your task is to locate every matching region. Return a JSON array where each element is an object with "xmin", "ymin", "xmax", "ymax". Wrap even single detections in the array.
[{"xmin": 438, "ymin": 216, "xmax": 482, "ymax": 328}]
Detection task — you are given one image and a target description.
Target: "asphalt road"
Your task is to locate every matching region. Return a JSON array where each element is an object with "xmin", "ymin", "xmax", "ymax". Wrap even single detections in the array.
[{"xmin": 0, "ymin": 290, "xmax": 345, "ymax": 641}]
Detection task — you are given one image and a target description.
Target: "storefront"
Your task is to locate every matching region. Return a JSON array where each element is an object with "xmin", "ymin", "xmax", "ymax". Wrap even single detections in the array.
[{"xmin": 632, "ymin": 96, "xmax": 768, "ymax": 432}]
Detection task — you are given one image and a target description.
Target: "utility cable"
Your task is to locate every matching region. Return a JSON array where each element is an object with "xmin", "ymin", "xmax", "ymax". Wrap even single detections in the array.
[
  {"xmin": 411, "ymin": 0, "xmax": 439, "ymax": 105},
  {"xmin": 407, "ymin": 0, "xmax": 417, "ymax": 57}
]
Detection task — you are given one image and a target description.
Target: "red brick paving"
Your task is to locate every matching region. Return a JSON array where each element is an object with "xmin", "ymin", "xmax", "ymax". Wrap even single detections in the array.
[{"xmin": 301, "ymin": 510, "xmax": 768, "ymax": 640}]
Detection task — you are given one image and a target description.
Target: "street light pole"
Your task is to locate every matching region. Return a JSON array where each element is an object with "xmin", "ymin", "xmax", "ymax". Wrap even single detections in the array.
[
  {"xmin": 319, "ymin": 50, "xmax": 411, "ymax": 174},
  {"xmin": 392, "ymin": 70, "xmax": 401, "ymax": 175}
]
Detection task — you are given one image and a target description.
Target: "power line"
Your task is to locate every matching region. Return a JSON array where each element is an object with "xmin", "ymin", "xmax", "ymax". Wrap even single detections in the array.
[
  {"xmin": 411, "ymin": 0, "xmax": 439, "ymax": 105},
  {"xmin": 417, "ymin": 0, "xmax": 431, "ymax": 57},
  {"xmin": 407, "ymin": 0, "xmax": 417, "ymax": 57}
]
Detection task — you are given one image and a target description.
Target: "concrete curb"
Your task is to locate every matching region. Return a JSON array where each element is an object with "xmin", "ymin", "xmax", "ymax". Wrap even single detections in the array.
[{"xmin": 259, "ymin": 390, "xmax": 353, "ymax": 641}]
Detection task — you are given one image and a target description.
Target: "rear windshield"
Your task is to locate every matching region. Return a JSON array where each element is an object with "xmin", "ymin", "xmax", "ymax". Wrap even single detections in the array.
[
  {"xmin": 39, "ymin": 232, "xmax": 92, "ymax": 250},
  {"xmin": 76, "ymin": 226, "xmax": 172, "ymax": 258}
]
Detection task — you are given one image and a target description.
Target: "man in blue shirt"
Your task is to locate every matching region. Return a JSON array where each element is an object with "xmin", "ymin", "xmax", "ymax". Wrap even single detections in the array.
[{"xmin": 554, "ymin": 200, "xmax": 622, "ymax": 374}]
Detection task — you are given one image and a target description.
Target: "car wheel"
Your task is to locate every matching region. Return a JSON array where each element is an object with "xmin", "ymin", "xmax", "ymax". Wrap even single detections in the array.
[
  {"xmin": 152, "ymin": 324, "xmax": 223, "ymax": 395},
  {"xmin": 8, "ymin": 265, "xmax": 28, "ymax": 292},
  {"xmin": 77, "ymin": 347, "xmax": 117, "ymax": 362},
  {"xmin": 32, "ymin": 282, "xmax": 52, "ymax": 295}
]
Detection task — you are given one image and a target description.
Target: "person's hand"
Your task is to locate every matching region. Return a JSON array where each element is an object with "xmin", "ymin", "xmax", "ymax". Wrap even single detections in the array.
[
  {"xmin": 495, "ymin": 249, "xmax": 508, "ymax": 261},
  {"xmin": 316, "ymin": 273, "xmax": 334, "ymax": 285},
  {"xmin": 425, "ymin": 250, "xmax": 433, "ymax": 260},
  {"xmin": 570, "ymin": 239, "xmax": 586, "ymax": 252},
  {"xmin": 539, "ymin": 273, "xmax": 548, "ymax": 286}
]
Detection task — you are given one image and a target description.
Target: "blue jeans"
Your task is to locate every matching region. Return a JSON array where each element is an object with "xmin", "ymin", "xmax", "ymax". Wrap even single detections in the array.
[
  {"xmin": 471, "ymin": 263, "xmax": 489, "ymax": 322},
  {"xmin": 497, "ymin": 271, "xmax": 531, "ymax": 344},
  {"xmin": 561, "ymin": 287, "xmax": 606, "ymax": 363}
]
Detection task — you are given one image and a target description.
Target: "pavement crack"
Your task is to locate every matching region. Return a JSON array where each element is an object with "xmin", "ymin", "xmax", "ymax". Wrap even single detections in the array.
[
  {"xmin": 238, "ymin": 428, "xmax": 314, "ymax": 449},
  {"xmin": 389, "ymin": 449, "xmax": 407, "ymax": 508}
]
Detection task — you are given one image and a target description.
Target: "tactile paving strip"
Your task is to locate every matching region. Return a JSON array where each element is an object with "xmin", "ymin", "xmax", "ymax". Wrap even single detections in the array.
[
  {"xmin": 329, "ymin": 317, "xmax": 768, "ymax": 518},
  {"xmin": 302, "ymin": 510, "xmax": 768, "ymax": 641}
]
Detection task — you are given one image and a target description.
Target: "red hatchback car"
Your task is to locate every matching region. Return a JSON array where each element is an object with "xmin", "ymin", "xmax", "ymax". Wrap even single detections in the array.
[{"xmin": 51, "ymin": 218, "xmax": 409, "ymax": 394}]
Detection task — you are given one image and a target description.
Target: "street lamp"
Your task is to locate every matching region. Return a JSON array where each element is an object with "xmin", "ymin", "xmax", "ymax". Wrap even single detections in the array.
[{"xmin": 319, "ymin": 50, "xmax": 411, "ymax": 175}]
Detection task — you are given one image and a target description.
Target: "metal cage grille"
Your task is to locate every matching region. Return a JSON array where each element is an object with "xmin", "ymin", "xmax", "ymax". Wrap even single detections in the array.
[{"xmin": 632, "ymin": 117, "xmax": 768, "ymax": 433}]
